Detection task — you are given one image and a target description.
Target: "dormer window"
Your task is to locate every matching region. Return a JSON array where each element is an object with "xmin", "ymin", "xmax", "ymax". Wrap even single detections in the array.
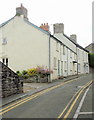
[{"xmin": 2, "ymin": 38, "xmax": 7, "ymax": 45}]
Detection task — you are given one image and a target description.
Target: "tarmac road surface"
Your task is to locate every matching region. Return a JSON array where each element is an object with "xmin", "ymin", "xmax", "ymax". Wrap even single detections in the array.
[{"xmin": 1, "ymin": 73, "xmax": 93, "ymax": 119}]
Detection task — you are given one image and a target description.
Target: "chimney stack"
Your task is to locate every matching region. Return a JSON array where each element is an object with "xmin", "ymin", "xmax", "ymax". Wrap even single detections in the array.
[
  {"xmin": 40, "ymin": 23, "xmax": 49, "ymax": 32},
  {"xmin": 16, "ymin": 3, "xmax": 28, "ymax": 20},
  {"xmin": 53, "ymin": 23, "xmax": 64, "ymax": 34},
  {"xmin": 70, "ymin": 34, "xmax": 77, "ymax": 43}
]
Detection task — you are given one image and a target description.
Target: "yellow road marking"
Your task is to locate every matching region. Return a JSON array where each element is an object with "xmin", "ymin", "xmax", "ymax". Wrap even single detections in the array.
[
  {"xmin": 57, "ymin": 80, "xmax": 93, "ymax": 119},
  {"xmin": 62, "ymin": 80, "xmax": 93, "ymax": 120},
  {"xmin": 0, "ymin": 78, "xmax": 78, "ymax": 115},
  {"xmin": 57, "ymin": 87, "xmax": 82, "ymax": 119}
]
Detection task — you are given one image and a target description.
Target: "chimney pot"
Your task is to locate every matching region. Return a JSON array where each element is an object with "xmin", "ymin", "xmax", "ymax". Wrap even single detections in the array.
[{"xmin": 40, "ymin": 23, "xmax": 49, "ymax": 32}]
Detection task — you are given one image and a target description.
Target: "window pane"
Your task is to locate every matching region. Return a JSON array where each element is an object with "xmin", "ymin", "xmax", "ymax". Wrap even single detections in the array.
[
  {"xmin": 6, "ymin": 58, "xmax": 8, "ymax": 66},
  {"xmin": 2, "ymin": 58, "xmax": 5, "ymax": 64}
]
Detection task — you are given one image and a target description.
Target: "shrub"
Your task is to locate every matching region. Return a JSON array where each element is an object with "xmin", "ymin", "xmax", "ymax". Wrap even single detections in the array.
[
  {"xmin": 88, "ymin": 53, "xmax": 94, "ymax": 68},
  {"xmin": 23, "ymin": 74, "xmax": 29, "ymax": 79},
  {"xmin": 16, "ymin": 71, "xmax": 22, "ymax": 77},
  {"xmin": 27, "ymin": 68, "xmax": 37, "ymax": 76},
  {"xmin": 16, "ymin": 66, "xmax": 53, "ymax": 78},
  {"xmin": 36, "ymin": 66, "xmax": 53, "ymax": 75},
  {"xmin": 22, "ymin": 70, "xmax": 27, "ymax": 76}
]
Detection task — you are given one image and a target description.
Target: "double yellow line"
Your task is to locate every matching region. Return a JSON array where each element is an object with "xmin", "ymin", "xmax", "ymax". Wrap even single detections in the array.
[
  {"xmin": 57, "ymin": 80, "xmax": 94, "ymax": 119},
  {"xmin": 0, "ymin": 78, "xmax": 78, "ymax": 115}
]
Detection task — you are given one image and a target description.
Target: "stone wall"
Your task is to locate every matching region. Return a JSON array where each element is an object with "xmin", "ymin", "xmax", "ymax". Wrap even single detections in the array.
[
  {"xmin": 23, "ymin": 75, "xmax": 49, "ymax": 83},
  {"xmin": 0, "ymin": 62, "xmax": 23, "ymax": 98}
]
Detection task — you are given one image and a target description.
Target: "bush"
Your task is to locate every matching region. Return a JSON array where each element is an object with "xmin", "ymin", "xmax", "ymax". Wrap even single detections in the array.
[
  {"xmin": 16, "ymin": 71, "xmax": 22, "ymax": 76},
  {"xmin": 88, "ymin": 53, "xmax": 94, "ymax": 68},
  {"xmin": 23, "ymin": 74, "xmax": 29, "ymax": 79},
  {"xmin": 22, "ymin": 70, "xmax": 27, "ymax": 76},
  {"xmin": 16, "ymin": 66, "xmax": 53, "ymax": 78},
  {"xmin": 27, "ymin": 68, "xmax": 37, "ymax": 76}
]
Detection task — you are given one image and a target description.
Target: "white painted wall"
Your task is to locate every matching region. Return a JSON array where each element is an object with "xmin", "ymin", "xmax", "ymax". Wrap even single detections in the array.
[
  {"xmin": 0, "ymin": 17, "xmax": 89, "ymax": 81},
  {"xmin": 1, "ymin": 16, "xmax": 49, "ymax": 72},
  {"xmin": 77, "ymin": 47, "xmax": 89, "ymax": 74},
  {"xmin": 0, "ymin": 29, "xmax": 2, "ymax": 61},
  {"xmin": 54, "ymin": 33, "xmax": 76, "ymax": 53},
  {"xmin": 53, "ymin": 33, "xmax": 77, "ymax": 76}
]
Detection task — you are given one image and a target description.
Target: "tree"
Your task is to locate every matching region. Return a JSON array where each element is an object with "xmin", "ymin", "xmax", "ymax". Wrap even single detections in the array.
[{"xmin": 88, "ymin": 53, "xmax": 94, "ymax": 68}]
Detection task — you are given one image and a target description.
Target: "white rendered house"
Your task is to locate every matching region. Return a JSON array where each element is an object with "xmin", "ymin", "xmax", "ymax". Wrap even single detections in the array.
[{"xmin": 0, "ymin": 4, "xmax": 89, "ymax": 81}]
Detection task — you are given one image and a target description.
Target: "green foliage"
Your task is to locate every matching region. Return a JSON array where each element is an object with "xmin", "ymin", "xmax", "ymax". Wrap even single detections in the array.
[
  {"xmin": 16, "ymin": 71, "xmax": 20, "ymax": 74},
  {"xmin": 16, "ymin": 71, "xmax": 22, "ymax": 76},
  {"xmin": 22, "ymin": 70, "xmax": 27, "ymax": 76},
  {"xmin": 23, "ymin": 74, "xmax": 29, "ymax": 79},
  {"xmin": 16, "ymin": 66, "xmax": 53, "ymax": 79},
  {"xmin": 88, "ymin": 53, "xmax": 94, "ymax": 68},
  {"xmin": 27, "ymin": 68, "xmax": 37, "ymax": 76}
]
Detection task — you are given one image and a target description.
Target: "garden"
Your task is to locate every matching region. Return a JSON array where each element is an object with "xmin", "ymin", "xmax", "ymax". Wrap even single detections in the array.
[{"xmin": 16, "ymin": 66, "xmax": 53, "ymax": 83}]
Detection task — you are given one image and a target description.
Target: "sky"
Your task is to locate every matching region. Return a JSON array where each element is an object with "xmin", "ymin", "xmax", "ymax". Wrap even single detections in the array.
[{"xmin": 0, "ymin": 0, "xmax": 93, "ymax": 47}]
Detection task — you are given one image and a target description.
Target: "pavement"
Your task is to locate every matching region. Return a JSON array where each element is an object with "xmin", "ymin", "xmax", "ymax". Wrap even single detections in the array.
[{"xmin": 1, "ymin": 74, "xmax": 87, "ymax": 107}]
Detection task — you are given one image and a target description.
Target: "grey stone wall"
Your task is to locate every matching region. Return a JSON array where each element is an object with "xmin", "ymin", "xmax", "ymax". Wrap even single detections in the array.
[
  {"xmin": 23, "ymin": 75, "xmax": 49, "ymax": 83},
  {"xmin": 0, "ymin": 62, "xmax": 23, "ymax": 98}
]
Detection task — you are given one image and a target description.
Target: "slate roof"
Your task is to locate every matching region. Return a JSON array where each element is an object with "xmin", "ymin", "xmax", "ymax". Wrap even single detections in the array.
[
  {"xmin": 63, "ymin": 34, "xmax": 89, "ymax": 53},
  {"xmin": 85, "ymin": 43, "xmax": 94, "ymax": 49}
]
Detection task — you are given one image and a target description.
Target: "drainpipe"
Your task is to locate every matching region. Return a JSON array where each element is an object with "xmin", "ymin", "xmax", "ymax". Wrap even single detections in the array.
[
  {"xmin": 67, "ymin": 47, "xmax": 68, "ymax": 76},
  {"xmin": 48, "ymin": 34, "xmax": 51, "ymax": 82},
  {"xmin": 76, "ymin": 46, "xmax": 78, "ymax": 75}
]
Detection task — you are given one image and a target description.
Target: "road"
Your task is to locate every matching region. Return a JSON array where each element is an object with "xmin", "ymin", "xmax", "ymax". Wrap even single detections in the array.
[{"xmin": 1, "ymin": 73, "xmax": 93, "ymax": 119}]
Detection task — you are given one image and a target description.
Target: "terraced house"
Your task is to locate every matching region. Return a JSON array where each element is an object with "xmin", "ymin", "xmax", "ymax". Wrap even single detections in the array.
[{"xmin": 0, "ymin": 4, "xmax": 89, "ymax": 82}]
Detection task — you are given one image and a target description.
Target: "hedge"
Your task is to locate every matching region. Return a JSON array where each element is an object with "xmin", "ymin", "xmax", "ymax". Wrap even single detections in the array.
[{"xmin": 88, "ymin": 53, "xmax": 94, "ymax": 68}]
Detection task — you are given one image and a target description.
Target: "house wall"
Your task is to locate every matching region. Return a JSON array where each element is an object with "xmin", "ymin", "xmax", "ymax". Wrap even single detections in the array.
[
  {"xmin": 0, "ymin": 29, "xmax": 2, "ymax": 61},
  {"xmin": 54, "ymin": 33, "xmax": 76, "ymax": 53},
  {"xmin": 77, "ymin": 47, "xmax": 89, "ymax": 74},
  {"xmin": 53, "ymin": 33, "xmax": 77, "ymax": 77},
  {"xmin": 1, "ymin": 16, "xmax": 49, "ymax": 72},
  {"xmin": 0, "ymin": 16, "xmax": 89, "ymax": 81},
  {"xmin": 50, "ymin": 35, "xmax": 77, "ymax": 80}
]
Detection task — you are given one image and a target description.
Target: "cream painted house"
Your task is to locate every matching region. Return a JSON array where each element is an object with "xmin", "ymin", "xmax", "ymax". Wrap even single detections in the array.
[{"xmin": 0, "ymin": 4, "xmax": 89, "ymax": 81}]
